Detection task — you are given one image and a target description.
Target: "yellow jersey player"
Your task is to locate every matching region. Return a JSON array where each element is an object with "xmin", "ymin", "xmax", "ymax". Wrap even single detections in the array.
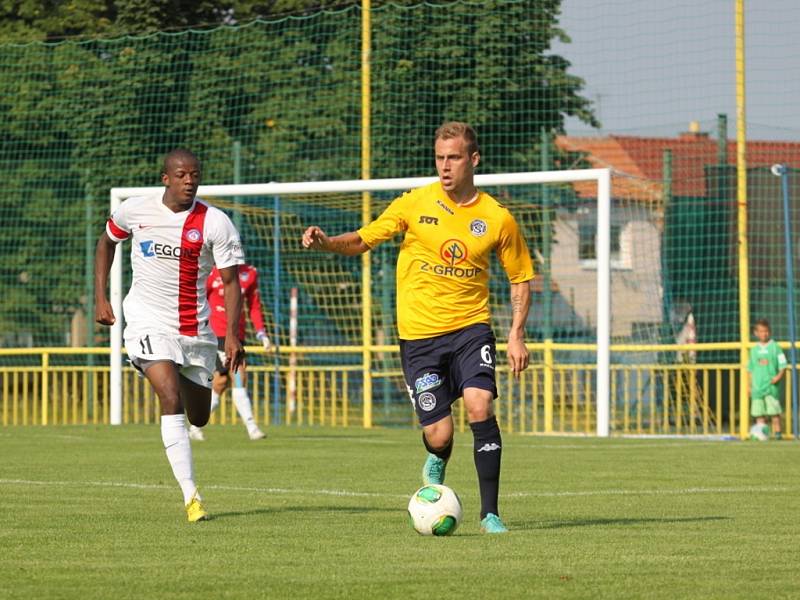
[{"xmin": 302, "ymin": 122, "xmax": 533, "ymax": 533}]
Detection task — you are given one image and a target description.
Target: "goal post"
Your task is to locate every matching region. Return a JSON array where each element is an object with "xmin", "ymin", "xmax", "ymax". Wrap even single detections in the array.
[{"xmin": 109, "ymin": 168, "xmax": 612, "ymax": 436}]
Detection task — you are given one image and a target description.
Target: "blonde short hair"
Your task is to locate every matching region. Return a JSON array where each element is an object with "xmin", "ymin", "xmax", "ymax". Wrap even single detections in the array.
[{"xmin": 434, "ymin": 122, "xmax": 479, "ymax": 155}]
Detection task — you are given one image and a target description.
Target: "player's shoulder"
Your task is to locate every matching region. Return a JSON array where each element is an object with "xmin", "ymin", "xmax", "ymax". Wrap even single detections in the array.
[
  {"xmin": 479, "ymin": 190, "xmax": 517, "ymax": 223},
  {"xmin": 195, "ymin": 198, "xmax": 237, "ymax": 229},
  {"xmin": 195, "ymin": 197, "xmax": 227, "ymax": 219},
  {"xmin": 399, "ymin": 181, "xmax": 441, "ymax": 204},
  {"xmin": 119, "ymin": 194, "xmax": 158, "ymax": 210},
  {"xmin": 479, "ymin": 189, "xmax": 508, "ymax": 211},
  {"xmin": 414, "ymin": 180, "xmax": 443, "ymax": 195}
]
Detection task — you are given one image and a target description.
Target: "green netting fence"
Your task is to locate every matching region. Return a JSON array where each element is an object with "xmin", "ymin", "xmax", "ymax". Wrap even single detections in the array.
[
  {"xmin": 0, "ymin": 0, "xmax": 598, "ymax": 351},
  {"xmin": 0, "ymin": 0, "xmax": 798, "ymax": 376}
]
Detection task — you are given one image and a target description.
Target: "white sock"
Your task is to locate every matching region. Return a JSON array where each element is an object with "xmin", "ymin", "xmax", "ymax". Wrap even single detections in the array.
[
  {"xmin": 160, "ymin": 414, "xmax": 199, "ymax": 505},
  {"xmin": 232, "ymin": 387, "xmax": 258, "ymax": 432},
  {"xmin": 210, "ymin": 390, "xmax": 220, "ymax": 414}
]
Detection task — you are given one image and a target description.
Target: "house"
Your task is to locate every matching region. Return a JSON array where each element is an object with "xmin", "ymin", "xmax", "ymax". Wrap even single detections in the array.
[{"xmin": 553, "ymin": 123, "xmax": 800, "ymax": 342}]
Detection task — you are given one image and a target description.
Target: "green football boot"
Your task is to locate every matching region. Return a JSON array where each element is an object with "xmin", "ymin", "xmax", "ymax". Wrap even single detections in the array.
[
  {"xmin": 480, "ymin": 513, "xmax": 508, "ymax": 534},
  {"xmin": 421, "ymin": 453, "xmax": 447, "ymax": 485}
]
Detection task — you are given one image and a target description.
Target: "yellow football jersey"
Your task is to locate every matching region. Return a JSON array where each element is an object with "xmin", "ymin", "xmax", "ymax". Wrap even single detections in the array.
[{"xmin": 357, "ymin": 181, "xmax": 534, "ymax": 340}]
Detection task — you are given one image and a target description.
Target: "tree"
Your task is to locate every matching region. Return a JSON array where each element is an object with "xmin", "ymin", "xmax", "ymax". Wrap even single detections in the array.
[
  {"xmin": 0, "ymin": 0, "xmax": 114, "ymax": 42},
  {"xmin": 0, "ymin": 0, "xmax": 597, "ymax": 345},
  {"xmin": 113, "ymin": 0, "xmax": 231, "ymax": 34},
  {"xmin": 370, "ymin": 0, "xmax": 597, "ymax": 177}
]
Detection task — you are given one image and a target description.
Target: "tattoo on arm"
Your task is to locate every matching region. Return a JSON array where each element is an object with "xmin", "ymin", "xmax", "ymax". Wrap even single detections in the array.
[
  {"xmin": 508, "ymin": 282, "xmax": 531, "ymax": 339},
  {"xmin": 329, "ymin": 239, "xmax": 349, "ymax": 253},
  {"xmin": 511, "ymin": 292, "xmax": 524, "ymax": 315},
  {"xmin": 326, "ymin": 232, "xmax": 367, "ymax": 256}
]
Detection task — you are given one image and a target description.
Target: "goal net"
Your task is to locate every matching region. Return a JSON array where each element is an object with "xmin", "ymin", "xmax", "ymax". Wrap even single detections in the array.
[{"xmin": 109, "ymin": 170, "xmax": 617, "ymax": 433}]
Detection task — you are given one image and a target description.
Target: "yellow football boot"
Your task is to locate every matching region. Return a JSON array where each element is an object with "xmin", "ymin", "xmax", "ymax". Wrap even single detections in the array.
[{"xmin": 185, "ymin": 492, "xmax": 209, "ymax": 523}]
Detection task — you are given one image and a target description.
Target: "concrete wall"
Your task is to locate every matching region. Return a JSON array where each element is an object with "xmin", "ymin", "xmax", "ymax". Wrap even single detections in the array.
[{"xmin": 551, "ymin": 204, "xmax": 663, "ymax": 338}]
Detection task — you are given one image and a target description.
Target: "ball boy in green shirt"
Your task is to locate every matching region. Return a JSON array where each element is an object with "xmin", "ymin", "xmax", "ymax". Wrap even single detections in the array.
[{"xmin": 747, "ymin": 318, "xmax": 788, "ymax": 439}]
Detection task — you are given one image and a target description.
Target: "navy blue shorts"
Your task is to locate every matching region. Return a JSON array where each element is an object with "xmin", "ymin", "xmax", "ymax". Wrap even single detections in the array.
[{"xmin": 400, "ymin": 323, "xmax": 498, "ymax": 426}]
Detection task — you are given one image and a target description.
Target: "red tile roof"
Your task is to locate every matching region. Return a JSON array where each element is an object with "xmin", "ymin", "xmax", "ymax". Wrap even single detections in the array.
[{"xmin": 556, "ymin": 133, "xmax": 800, "ymax": 201}]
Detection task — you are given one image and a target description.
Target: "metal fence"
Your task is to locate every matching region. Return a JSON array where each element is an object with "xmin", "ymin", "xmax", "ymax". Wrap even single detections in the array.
[{"xmin": 3, "ymin": 344, "xmax": 795, "ymax": 439}]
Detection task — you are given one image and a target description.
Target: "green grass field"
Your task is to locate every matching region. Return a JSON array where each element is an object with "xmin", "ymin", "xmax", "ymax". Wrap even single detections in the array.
[{"xmin": 2, "ymin": 425, "xmax": 799, "ymax": 599}]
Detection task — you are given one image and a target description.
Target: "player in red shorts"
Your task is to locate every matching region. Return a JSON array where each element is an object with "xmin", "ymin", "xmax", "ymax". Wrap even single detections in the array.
[{"xmin": 188, "ymin": 264, "xmax": 269, "ymax": 441}]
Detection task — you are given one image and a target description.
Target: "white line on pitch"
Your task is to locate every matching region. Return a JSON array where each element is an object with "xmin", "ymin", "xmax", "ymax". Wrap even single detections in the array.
[
  {"xmin": 505, "ymin": 485, "xmax": 798, "ymax": 498},
  {"xmin": 0, "ymin": 478, "xmax": 795, "ymax": 500},
  {"xmin": 0, "ymin": 478, "xmax": 407, "ymax": 499},
  {"xmin": 288, "ymin": 437, "xmax": 731, "ymax": 450}
]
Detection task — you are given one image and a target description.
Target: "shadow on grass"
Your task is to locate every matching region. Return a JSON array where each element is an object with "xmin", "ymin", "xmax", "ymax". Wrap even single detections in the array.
[
  {"xmin": 514, "ymin": 515, "xmax": 731, "ymax": 530},
  {"xmin": 212, "ymin": 505, "xmax": 399, "ymax": 520}
]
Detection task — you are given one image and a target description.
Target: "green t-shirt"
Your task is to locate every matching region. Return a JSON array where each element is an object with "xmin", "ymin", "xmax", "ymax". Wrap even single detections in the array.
[{"xmin": 748, "ymin": 340, "xmax": 787, "ymax": 399}]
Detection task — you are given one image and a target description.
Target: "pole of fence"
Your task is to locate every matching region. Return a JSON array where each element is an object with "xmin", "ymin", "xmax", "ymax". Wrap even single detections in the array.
[
  {"xmin": 272, "ymin": 195, "xmax": 282, "ymax": 425},
  {"xmin": 381, "ymin": 249, "xmax": 393, "ymax": 414},
  {"xmin": 41, "ymin": 352, "xmax": 49, "ymax": 425},
  {"xmin": 360, "ymin": 0, "xmax": 373, "ymax": 428},
  {"xmin": 541, "ymin": 129, "xmax": 553, "ymax": 341},
  {"xmin": 84, "ymin": 176, "xmax": 96, "ymax": 418},
  {"xmin": 772, "ymin": 164, "xmax": 799, "ymax": 438},
  {"xmin": 541, "ymin": 129, "xmax": 554, "ymax": 432},
  {"xmin": 288, "ymin": 287, "xmax": 298, "ymax": 419},
  {"xmin": 735, "ymin": 0, "xmax": 751, "ymax": 439}
]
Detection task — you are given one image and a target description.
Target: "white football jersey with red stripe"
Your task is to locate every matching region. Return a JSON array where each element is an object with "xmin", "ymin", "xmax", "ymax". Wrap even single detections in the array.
[{"xmin": 106, "ymin": 194, "xmax": 244, "ymax": 337}]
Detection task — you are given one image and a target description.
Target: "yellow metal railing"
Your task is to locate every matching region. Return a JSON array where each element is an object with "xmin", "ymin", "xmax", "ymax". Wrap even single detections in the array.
[{"xmin": 0, "ymin": 343, "xmax": 796, "ymax": 438}]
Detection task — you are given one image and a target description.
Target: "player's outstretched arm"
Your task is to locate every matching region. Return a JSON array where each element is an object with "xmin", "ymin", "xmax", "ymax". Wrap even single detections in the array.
[
  {"xmin": 507, "ymin": 280, "xmax": 532, "ymax": 377},
  {"xmin": 219, "ymin": 265, "xmax": 245, "ymax": 372},
  {"xmin": 301, "ymin": 226, "xmax": 370, "ymax": 256},
  {"xmin": 94, "ymin": 233, "xmax": 117, "ymax": 326},
  {"xmin": 244, "ymin": 272, "xmax": 271, "ymax": 350}
]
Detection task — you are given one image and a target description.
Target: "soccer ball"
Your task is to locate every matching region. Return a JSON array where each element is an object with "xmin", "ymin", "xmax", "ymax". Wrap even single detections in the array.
[
  {"xmin": 749, "ymin": 423, "xmax": 769, "ymax": 441},
  {"xmin": 407, "ymin": 484, "xmax": 462, "ymax": 536}
]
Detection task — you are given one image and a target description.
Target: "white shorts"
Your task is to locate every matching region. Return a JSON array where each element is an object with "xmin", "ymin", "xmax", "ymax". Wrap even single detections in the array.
[{"xmin": 124, "ymin": 328, "xmax": 217, "ymax": 388}]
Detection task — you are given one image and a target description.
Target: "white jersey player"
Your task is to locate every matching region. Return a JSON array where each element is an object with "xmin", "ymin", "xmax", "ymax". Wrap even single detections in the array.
[{"xmin": 94, "ymin": 148, "xmax": 245, "ymax": 522}]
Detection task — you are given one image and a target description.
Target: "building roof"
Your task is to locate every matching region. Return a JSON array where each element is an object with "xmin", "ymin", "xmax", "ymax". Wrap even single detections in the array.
[{"xmin": 556, "ymin": 132, "xmax": 800, "ymax": 201}]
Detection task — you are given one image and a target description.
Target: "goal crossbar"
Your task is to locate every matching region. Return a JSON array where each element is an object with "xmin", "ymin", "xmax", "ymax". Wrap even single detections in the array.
[
  {"xmin": 109, "ymin": 168, "xmax": 612, "ymax": 436},
  {"xmin": 111, "ymin": 169, "xmax": 609, "ymax": 200}
]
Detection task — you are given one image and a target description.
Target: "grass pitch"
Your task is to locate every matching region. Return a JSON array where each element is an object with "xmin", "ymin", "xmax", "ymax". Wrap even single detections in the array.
[{"xmin": 2, "ymin": 425, "xmax": 800, "ymax": 599}]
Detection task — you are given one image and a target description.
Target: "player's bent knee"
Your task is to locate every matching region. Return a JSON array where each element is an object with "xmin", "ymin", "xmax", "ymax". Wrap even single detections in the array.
[
  {"xmin": 186, "ymin": 399, "xmax": 211, "ymax": 427},
  {"xmin": 463, "ymin": 387, "xmax": 495, "ymax": 422},
  {"xmin": 159, "ymin": 396, "xmax": 183, "ymax": 416},
  {"xmin": 466, "ymin": 405, "xmax": 493, "ymax": 422},
  {"xmin": 188, "ymin": 412, "xmax": 210, "ymax": 427},
  {"xmin": 425, "ymin": 431, "xmax": 452, "ymax": 450},
  {"xmin": 465, "ymin": 399, "xmax": 494, "ymax": 422},
  {"xmin": 423, "ymin": 418, "xmax": 454, "ymax": 450}
]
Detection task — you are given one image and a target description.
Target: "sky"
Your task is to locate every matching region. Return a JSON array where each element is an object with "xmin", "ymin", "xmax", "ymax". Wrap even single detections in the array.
[{"xmin": 552, "ymin": 0, "xmax": 800, "ymax": 141}]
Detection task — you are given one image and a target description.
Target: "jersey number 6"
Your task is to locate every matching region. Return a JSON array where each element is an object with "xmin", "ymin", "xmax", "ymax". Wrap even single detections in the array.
[{"xmin": 480, "ymin": 344, "xmax": 493, "ymax": 364}]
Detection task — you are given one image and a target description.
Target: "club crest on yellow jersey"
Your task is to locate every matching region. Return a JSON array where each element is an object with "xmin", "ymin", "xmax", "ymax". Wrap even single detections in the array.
[
  {"xmin": 470, "ymin": 219, "xmax": 488, "ymax": 237},
  {"xmin": 355, "ymin": 181, "xmax": 533, "ymax": 339}
]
